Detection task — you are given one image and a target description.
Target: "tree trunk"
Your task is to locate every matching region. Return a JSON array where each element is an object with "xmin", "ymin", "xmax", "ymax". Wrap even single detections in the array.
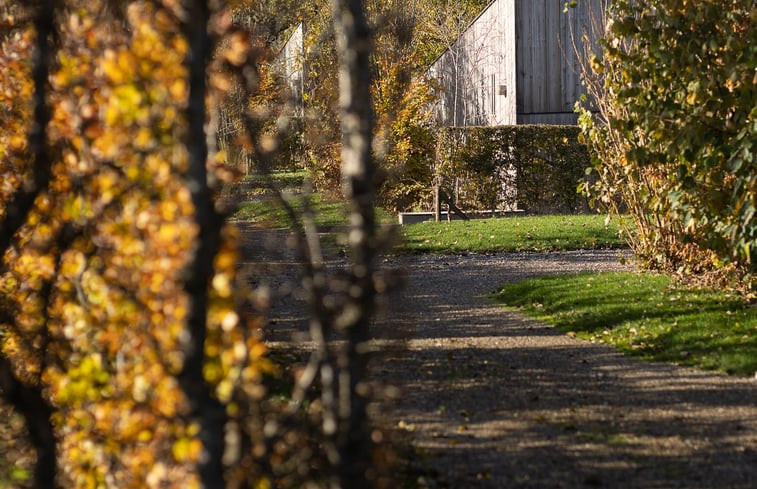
[
  {"xmin": 434, "ymin": 183, "xmax": 441, "ymax": 222},
  {"xmin": 330, "ymin": 0, "xmax": 377, "ymax": 487},
  {"xmin": 179, "ymin": 1, "xmax": 226, "ymax": 487}
]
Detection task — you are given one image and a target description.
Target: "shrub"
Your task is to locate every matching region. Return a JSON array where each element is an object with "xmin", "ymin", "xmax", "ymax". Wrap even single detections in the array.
[{"xmin": 577, "ymin": 0, "xmax": 756, "ymax": 290}]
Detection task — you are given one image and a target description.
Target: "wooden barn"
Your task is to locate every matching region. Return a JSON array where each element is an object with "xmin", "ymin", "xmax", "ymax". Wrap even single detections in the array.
[{"xmin": 427, "ymin": 0, "xmax": 605, "ymax": 126}]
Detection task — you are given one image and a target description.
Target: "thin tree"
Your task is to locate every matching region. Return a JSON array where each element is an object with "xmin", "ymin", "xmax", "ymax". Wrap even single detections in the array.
[
  {"xmin": 330, "ymin": 0, "xmax": 378, "ymax": 486},
  {"xmin": 178, "ymin": 0, "xmax": 227, "ymax": 487}
]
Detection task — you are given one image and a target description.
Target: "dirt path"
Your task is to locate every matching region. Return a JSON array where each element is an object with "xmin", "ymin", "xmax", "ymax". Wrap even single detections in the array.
[
  {"xmin": 238, "ymin": 227, "xmax": 756, "ymax": 489},
  {"xmin": 373, "ymin": 252, "xmax": 756, "ymax": 489}
]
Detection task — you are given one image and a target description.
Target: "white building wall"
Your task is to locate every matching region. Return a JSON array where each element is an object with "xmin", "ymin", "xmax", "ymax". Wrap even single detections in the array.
[
  {"xmin": 428, "ymin": 0, "xmax": 605, "ymax": 127},
  {"xmin": 277, "ymin": 22, "xmax": 305, "ymax": 117},
  {"xmin": 428, "ymin": 0, "xmax": 516, "ymax": 126}
]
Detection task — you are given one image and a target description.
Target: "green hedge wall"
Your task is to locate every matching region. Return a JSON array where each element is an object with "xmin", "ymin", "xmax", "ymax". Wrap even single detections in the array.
[{"xmin": 435, "ymin": 125, "xmax": 591, "ymax": 214}]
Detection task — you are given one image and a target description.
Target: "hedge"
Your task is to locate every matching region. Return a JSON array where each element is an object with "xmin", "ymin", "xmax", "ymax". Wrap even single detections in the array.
[
  {"xmin": 434, "ymin": 125, "xmax": 591, "ymax": 214},
  {"xmin": 578, "ymin": 0, "xmax": 755, "ymax": 284}
]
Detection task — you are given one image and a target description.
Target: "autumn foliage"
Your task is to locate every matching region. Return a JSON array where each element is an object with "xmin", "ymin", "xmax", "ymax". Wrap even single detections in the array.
[
  {"xmin": 577, "ymin": 0, "xmax": 756, "ymax": 289},
  {"xmin": 1, "ymin": 1, "xmax": 271, "ymax": 486},
  {"xmin": 255, "ymin": 0, "xmax": 491, "ymax": 212}
]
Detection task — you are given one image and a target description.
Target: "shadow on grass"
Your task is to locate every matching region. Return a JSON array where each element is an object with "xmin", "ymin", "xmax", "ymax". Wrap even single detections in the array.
[{"xmin": 494, "ymin": 272, "xmax": 757, "ymax": 375}]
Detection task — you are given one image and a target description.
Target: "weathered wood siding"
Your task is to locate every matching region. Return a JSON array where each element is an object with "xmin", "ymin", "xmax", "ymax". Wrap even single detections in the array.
[
  {"xmin": 276, "ymin": 22, "xmax": 305, "ymax": 116},
  {"xmin": 428, "ymin": 0, "xmax": 605, "ymax": 127},
  {"xmin": 427, "ymin": 0, "xmax": 516, "ymax": 126},
  {"xmin": 515, "ymin": 0, "xmax": 604, "ymax": 124}
]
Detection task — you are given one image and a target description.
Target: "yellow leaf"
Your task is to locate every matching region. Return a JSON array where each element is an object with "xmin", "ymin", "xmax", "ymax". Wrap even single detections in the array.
[
  {"xmin": 158, "ymin": 223, "xmax": 178, "ymax": 242},
  {"xmin": 216, "ymin": 380, "xmax": 233, "ymax": 402},
  {"xmin": 9, "ymin": 134, "xmax": 26, "ymax": 151},
  {"xmin": 203, "ymin": 363, "xmax": 222, "ymax": 383},
  {"xmin": 220, "ymin": 311, "xmax": 239, "ymax": 332},
  {"xmin": 169, "ymin": 78, "xmax": 187, "ymax": 102},
  {"xmin": 255, "ymin": 478, "xmax": 271, "ymax": 489},
  {"xmin": 172, "ymin": 438, "xmax": 190, "ymax": 462},
  {"xmin": 187, "ymin": 423, "xmax": 201, "ymax": 437},
  {"xmin": 113, "ymin": 84, "xmax": 143, "ymax": 114},
  {"xmin": 211, "ymin": 273, "xmax": 232, "ymax": 298},
  {"xmin": 125, "ymin": 165, "xmax": 139, "ymax": 181},
  {"xmin": 214, "ymin": 248, "xmax": 236, "ymax": 270},
  {"xmin": 135, "ymin": 127, "xmax": 153, "ymax": 150},
  {"xmin": 225, "ymin": 32, "xmax": 250, "ymax": 66},
  {"xmin": 188, "ymin": 439, "xmax": 203, "ymax": 462},
  {"xmin": 102, "ymin": 50, "xmax": 129, "ymax": 84}
]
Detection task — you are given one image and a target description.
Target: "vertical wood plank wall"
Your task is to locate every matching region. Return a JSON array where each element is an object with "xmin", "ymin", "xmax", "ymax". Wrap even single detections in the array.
[
  {"xmin": 428, "ymin": 0, "xmax": 605, "ymax": 127},
  {"xmin": 515, "ymin": 0, "xmax": 604, "ymax": 125},
  {"xmin": 427, "ymin": 0, "xmax": 516, "ymax": 126}
]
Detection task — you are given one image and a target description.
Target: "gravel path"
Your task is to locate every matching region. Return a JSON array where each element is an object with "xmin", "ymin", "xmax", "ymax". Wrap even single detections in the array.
[
  {"xmin": 374, "ymin": 251, "xmax": 757, "ymax": 489},
  {"xmin": 239, "ymin": 227, "xmax": 757, "ymax": 489}
]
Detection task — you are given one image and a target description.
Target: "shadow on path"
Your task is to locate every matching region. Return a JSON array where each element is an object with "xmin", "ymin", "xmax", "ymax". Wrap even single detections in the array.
[
  {"xmin": 374, "ymin": 252, "xmax": 756, "ymax": 489},
  {"xmin": 237, "ymin": 226, "xmax": 756, "ymax": 489}
]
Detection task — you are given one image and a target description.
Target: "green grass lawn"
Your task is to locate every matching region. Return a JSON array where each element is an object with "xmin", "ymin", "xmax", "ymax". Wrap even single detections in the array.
[
  {"xmin": 234, "ymin": 193, "xmax": 396, "ymax": 231},
  {"xmin": 231, "ymin": 178, "xmax": 627, "ymax": 254},
  {"xmin": 241, "ymin": 170, "xmax": 308, "ymax": 191},
  {"xmin": 233, "ymin": 194, "xmax": 351, "ymax": 229},
  {"xmin": 494, "ymin": 271, "xmax": 756, "ymax": 376},
  {"xmin": 234, "ymin": 192, "xmax": 627, "ymax": 253},
  {"xmin": 399, "ymin": 214, "xmax": 626, "ymax": 254}
]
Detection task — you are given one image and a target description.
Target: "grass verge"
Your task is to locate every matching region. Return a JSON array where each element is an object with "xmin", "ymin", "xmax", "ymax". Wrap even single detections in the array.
[
  {"xmin": 234, "ymin": 193, "xmax": 395, "ymax": 232},
  {"xmin": 399, "ymin": 214, "xmax": 626, "ymax": 254},
  {"xmin": 242, "ymin": 170, "xmax": 308, "ymax": 191},
  {"xmin": 234, "ymin": 196, "xmax": 627, "ymax": 254},
  {"xmin": 493, "ymin": 271, "xmax": 756, "ymax": 376},
  {"xmin": 233, "ymin": 194, "xmax": 350, "ymax": 229}
]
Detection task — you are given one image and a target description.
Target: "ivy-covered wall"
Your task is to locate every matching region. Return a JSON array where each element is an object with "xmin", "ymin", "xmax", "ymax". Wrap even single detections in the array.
[{"xmin": 435, "ymin": 125, "xmax": 591, "ymax": 214}]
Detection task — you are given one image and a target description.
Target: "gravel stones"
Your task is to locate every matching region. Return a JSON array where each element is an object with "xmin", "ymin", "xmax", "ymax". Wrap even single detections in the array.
[{"xmin": 238, "ymin": 228, "xmax": 757, "ymax": 489}]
